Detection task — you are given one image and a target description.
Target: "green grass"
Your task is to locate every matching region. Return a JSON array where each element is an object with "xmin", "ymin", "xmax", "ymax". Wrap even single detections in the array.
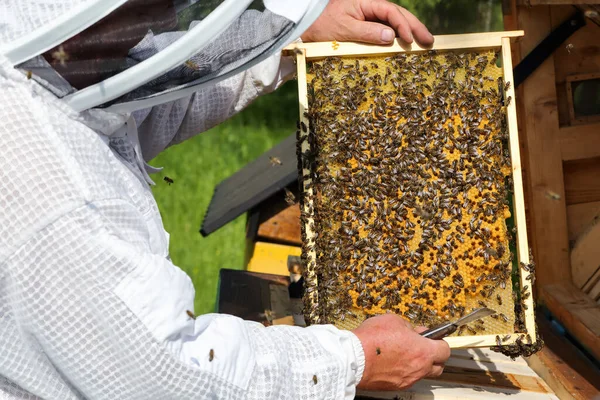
[{"xmin": 150, "ymin": 82, "xmax": 298, "ymax": 314}]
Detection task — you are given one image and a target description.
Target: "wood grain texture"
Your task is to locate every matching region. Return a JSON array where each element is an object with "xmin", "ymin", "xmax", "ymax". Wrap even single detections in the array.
[
  {"xmin": 256, "ymin": 196, "xmax": 302, "ymax": 246},
  {"xmin": 570, "ymin": 214, "xmax": 600, "ymax": 287},
  {"xmin": 526, "ymin": 310, "xmax": 600, "ymax": 400},
  {"xmin": 284, "ymin": 31, "xmax": 524, "ymax": 59},
  {"xmin": 516, "ymin": 5, "xmax": 572, "ymax": 292},
  {"xmin": 551, "ymin": 6, "xmax": 600, "ymax": 126},
  {"xmin": 567, "ymin": 200, "xmax": 600, "ymax": 240},
  {"xmin": 564, "ymin": 156, "xmax": 600, "ymax": 205},
  {"xmin": 535, "ymin": 309, "xmax": 600, "ymax": 395},
  {"xmin": 358, "ymin": 347, "xmax": 557, "ymax": 399},
  {"xmin": 542, "ymin": 283, "xmax": 600, "ymax": 361},
  {"xmin": 560, "ymin": 124, "xmax": 600, "ymax": 161},
  {"xmin": 503, "ymin": 36, "xmax": 537, "ymax": 339}
]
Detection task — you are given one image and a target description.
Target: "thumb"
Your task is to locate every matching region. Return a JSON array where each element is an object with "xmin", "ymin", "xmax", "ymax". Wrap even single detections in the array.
[{"xmin": 345, "ymin": 20, "xmax": 396, "ymax": 45}]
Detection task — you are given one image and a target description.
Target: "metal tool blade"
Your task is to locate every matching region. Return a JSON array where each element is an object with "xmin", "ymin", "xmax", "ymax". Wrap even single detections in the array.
[{"xmin": 452, "ymin": 307, "xmax": 496, "ymax": 327}]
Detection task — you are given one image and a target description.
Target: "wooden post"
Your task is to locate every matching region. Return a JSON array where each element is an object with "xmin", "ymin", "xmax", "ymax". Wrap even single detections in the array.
[{"xmin": 515, "ymin": 5, "xmax": 571, "ymax": 293}]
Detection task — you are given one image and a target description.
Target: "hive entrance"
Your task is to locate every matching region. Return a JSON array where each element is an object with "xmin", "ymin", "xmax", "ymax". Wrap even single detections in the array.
[{"xmin": 300, "ymin": 50, "xmax": 517, "ymax": 337}]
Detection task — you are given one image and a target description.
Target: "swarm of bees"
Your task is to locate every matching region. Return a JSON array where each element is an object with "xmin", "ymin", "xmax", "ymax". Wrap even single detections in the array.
[{"xmin": 296, "ymin": 49, "xmax": 525, "ymax": 339}]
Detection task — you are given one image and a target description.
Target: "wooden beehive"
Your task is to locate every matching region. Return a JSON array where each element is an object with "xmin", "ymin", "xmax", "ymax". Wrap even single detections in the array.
[{"xmin": 286, "ymin": 31, "xmax": 538, "ymax": 349}]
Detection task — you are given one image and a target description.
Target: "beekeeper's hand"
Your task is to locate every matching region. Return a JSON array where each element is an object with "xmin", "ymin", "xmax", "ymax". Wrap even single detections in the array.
[
  {"xmin": 301, "ymin": 0, "xmax": 434, "ymax": 46},
  {"xmin": 352, "ymin": 313, "xmax": 451, "ymax": 390}
]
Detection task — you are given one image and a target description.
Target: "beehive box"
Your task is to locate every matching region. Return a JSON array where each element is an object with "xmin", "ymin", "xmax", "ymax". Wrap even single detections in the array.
[{"xmin": 286, "ymin": 31, "xmax": 538, "ymax": 349}]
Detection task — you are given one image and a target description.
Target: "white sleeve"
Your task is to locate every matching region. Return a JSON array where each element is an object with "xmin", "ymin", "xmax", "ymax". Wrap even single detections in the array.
[
  {"xmin": 136, "ymin": 51, "xmax": 296, "ymax": 161},
  {"xmin": 4, "ymin": 202, "xmax": 364, "ymax": 400}
]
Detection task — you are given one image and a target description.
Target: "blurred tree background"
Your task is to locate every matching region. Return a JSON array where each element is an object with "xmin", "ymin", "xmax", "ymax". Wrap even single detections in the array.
[{"xmin": 151, "ymin": 0, "xmax": 505, "ymax": 315}]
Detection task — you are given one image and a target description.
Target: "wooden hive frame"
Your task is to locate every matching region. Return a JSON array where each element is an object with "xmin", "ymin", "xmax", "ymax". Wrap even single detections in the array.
[{"xmin": 286, "ymin": 31, "xmax": 537, "ymax": 348}]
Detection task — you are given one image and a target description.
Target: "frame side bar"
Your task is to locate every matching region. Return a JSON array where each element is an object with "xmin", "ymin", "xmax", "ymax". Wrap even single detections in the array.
[
  {"xmin": 501, "ymin": 37, "xmax": 537, "ymax": 340},
  {"xmin": 296, "ymin": 50, "xmax": 320, "ymax": 324}
]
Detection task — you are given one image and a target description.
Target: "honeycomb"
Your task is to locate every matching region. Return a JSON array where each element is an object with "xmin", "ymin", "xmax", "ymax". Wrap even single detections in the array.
[{"xmin": 298, "ymin": 50, "xmax": 516, "ymax": 336}]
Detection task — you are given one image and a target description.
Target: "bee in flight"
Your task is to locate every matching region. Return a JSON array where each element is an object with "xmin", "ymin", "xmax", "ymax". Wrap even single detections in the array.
[{"xmin": 269, "ymin": 156, "xmax": 283, "ymax": 166}]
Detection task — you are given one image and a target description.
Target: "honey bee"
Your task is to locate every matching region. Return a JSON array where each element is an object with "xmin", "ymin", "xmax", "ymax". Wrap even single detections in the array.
[
  {"xmin": 186, "ymin": 310, "xmax": 196, "ymax": 320},
  {"xmin": 209, "ymin": 349, "xmax": 214, "ymax": 362},
  {"xmin": 26, "ymin": 70, "xmax": 33, "ymax": 79},
  {"xmin": 376, "ymin": 347, "xmax": 381, "ymax": 355},
  {"xmin": 269, "ymin": 156, "xmax": 283, "ymax": 166},
  {"xmin": 51, "ymin": 45, "xmax": 69, "ymax": 66},
  {"xmin": 545, "ymin": 190, "xmax": 561, "ymax": 201},
  {"xmin": 284, "ymin": 188, "xmax": 296, "ymax": 205},
  {"xmin": 312, "ymin": 375, "xmax": 318, "ymax": 385},
  {"xmin": 164, "ymin": 176, "xmax": 174, "ymax": 185}
]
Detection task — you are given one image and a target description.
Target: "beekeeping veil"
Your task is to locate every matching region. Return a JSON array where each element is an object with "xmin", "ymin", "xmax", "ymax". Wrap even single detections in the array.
[{"xmin": 0, "ymin": 0, "xmax": 327, "ymax": 113}]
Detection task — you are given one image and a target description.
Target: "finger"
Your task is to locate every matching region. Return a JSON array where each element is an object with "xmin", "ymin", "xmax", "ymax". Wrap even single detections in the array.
[
  {"xmin": 431, "ymin": 340, "xmax": 452, "ymax": 364},
  {"xmin": 361, "ymin": 0, "xmax": 413, "ymax": 43},
  {"xmin": 343, "ymin": 19, "xmax": 396, "ymax": 44},
  {"xmin": 427, "ymin": 364, "xmax": 445, "ymax": 378},
  {"xmin": 395, "ymin": 6, "xmax": 434, "ymax": 46},
  {"xmin": 414, "ymin": 326, "xmax": 428, "ymax": 334}
]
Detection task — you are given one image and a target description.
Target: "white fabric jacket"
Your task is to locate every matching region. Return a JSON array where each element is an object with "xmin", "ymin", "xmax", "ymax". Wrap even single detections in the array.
[{"xmin": 0, "ymin": 2, "xmax": 365, "ymax": 399}]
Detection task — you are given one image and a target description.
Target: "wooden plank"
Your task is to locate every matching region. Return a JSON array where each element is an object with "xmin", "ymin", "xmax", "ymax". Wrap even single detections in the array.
[
  {"xmin": 527, "ymin": 349, "xmax": 600, "ymax": 400},
  {"xmin": 256, "ymin": 195, "xmax": 302, "ymax": 246},
  {"xmin": 567, "ymin": 200, "xmax": 600, "ymax": 240},
  {"xmin": 503, "ymin": 37, "xmax": 537, "ymax": 340},
  {"xmin": 542, "ymin": 283, "xmax": 600, "ymax": 360},
  {"xmin": 445, "ymin": 334, "xmax": 535, "ymax": 348},
  {"xmin": 536, "ymin": 309, "xmax": 600, "ymax": 393},
  {"xmin": 587, "ymin": 275, "xmax": 600, "ymax": 301},
  {"xmin": 527, "ymin": 311, "xmax": 600, "ymax": 400},
  {"xmin": 571, "ymin": 215, "xmax": 600, "ymax": 287},
  {"xmin": 451, "ymin": 348, "xmax": 529, "ymax": 366},
  {"xmin": 358, "ymin": 366, "xmax": 558, "ymax": 400},
  {"xmin": 517, "ymin": 5, "xmax": 572, "ymax": 293},
  {"xmin": 582, "ymin": 266, "xmax": 600, "ymax": 292},
  {"xmin": 560, "ymin": 124, "xmax": 600, "ymax": 161},
  {"xmin": 551, "ymin": 6, "xmax": 600, "ymax": 126},
  {"xmin": 564, "ymin": 156, "xmax": 600, "ymax": 205},
  {"xmin": 284, "ymin": 31, "xmax": 524, "ymax": 59},
  {"xmin": 246, "ymin": 241, "xmax": 301, "ymax": 276},
  {"xmin": 295, "ymin": 49, "xmax": 320, "ymax": 323}
]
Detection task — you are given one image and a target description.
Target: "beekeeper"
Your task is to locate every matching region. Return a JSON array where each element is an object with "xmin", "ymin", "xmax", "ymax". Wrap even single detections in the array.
[{"xmin": 0, "ymin": 0, "xmax": 450, "ymax": 398}]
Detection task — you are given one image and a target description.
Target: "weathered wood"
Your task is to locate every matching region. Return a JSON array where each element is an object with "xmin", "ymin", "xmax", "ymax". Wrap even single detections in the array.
[
  {"xmin": 566, "ymin": 200, "xmax": 600, "ymax": 240},
  {"xmin": 503, "ymin": 36, "xmax": 537, "ymax": 340},
  {"xmin": 582, "ymin": 266, "xmax": 600, "ymax": 293},
  {"xmin": 542, "ymin": 283, "xmax": 600, "ymax": 360},
  {"xmin": 560, "ymin": 124, "xmax": 600, "ymax": 161},
  {"xmin": 551, "ymin": 6, "xmax": 600, "ymax": 126},
  {"xmin": 358, "ymin": 347, "xmax": 558, "ymax": 399},
  {"xmin": 284, "ymin": 31, "xmax": 524, "ymax": 59},
  {"xmin": 570, "ymin": 214, "xmax": 600, "ymax": 287},
  {"xmin": 527, "ymin": 311, "xmax": 600, "ymax": 400},
  {"xmin": 255, "ymin": 195, "xmax": 302, "ymax": 246},
  {"xmin": 517, "ymin": 5, "xmax": 572, "ymax": 292},
  {"xmin": 564, "ymin": 156, "xmax": 600, "ymax": 205}
]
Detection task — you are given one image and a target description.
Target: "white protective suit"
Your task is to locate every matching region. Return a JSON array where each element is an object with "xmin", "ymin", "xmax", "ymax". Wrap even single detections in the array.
[{"xmin": 0, "ymin": 1, "xmax": 365, "ymax": 399}]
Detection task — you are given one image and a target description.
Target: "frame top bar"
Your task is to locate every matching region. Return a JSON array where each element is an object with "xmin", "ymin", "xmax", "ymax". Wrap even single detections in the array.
[{"xmin": 284, "ymin": 30, "xmax": 525, "ymax": 59}]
